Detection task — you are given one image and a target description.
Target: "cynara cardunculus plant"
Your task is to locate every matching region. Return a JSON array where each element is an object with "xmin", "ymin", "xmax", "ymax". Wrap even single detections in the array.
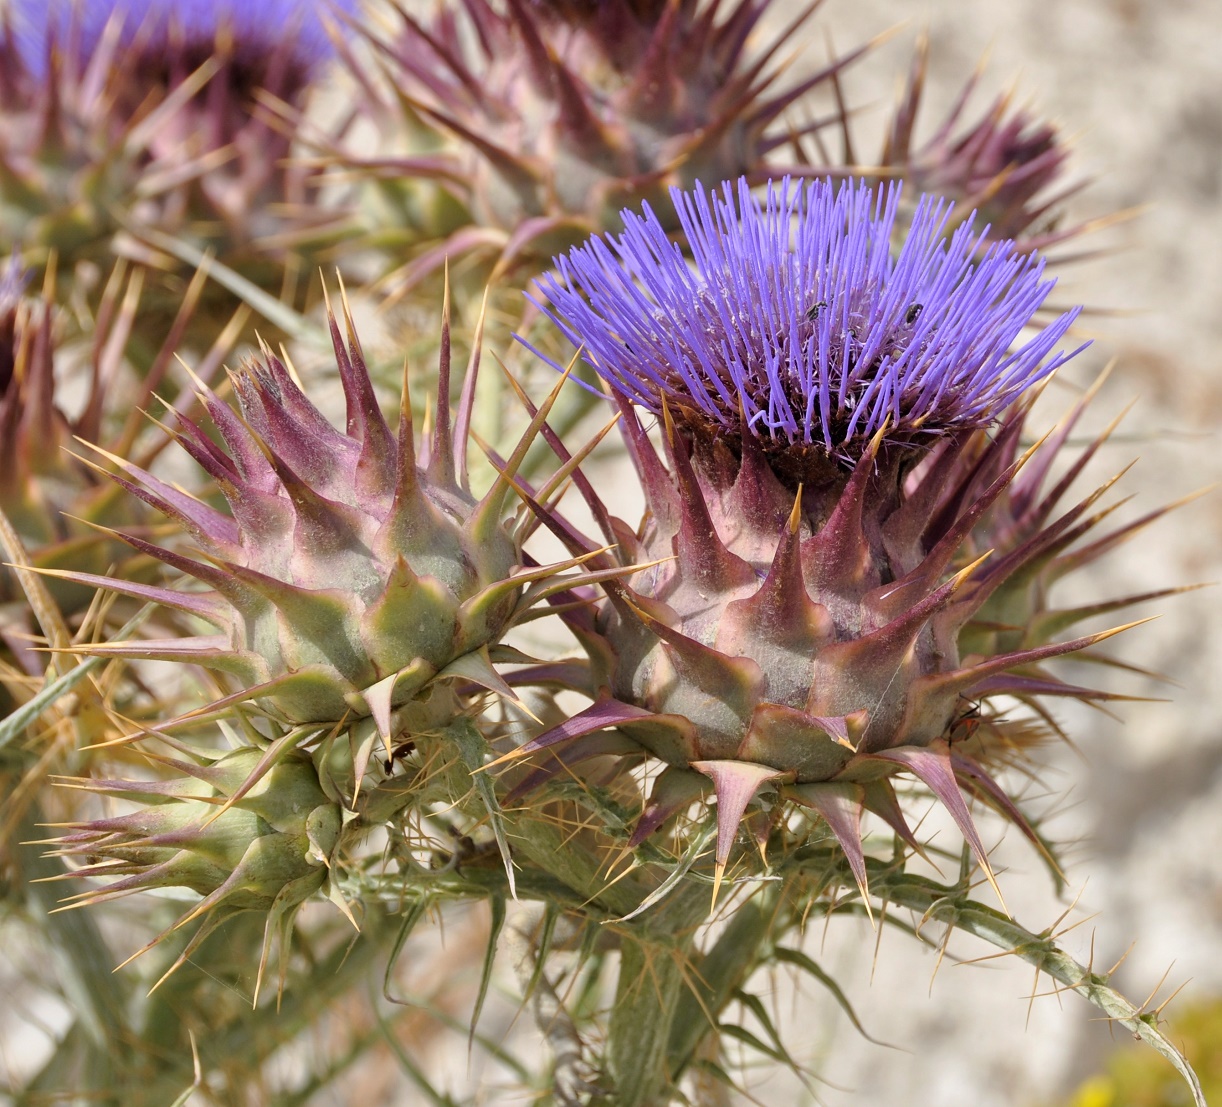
[{"xmin": 0, "ymin": 3, "xmax": 1209, "ymax": 1101}]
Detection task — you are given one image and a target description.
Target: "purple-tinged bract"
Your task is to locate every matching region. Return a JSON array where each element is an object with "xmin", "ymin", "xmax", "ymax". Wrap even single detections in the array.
[{"xmin": 533, "ymin": 177, "xmax": 1085, "ymax": 466}]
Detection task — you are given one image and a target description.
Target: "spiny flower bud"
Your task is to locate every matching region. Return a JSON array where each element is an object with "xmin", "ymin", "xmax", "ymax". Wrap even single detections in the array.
[
  {"xmin": 348, "ymin": 0, "xmax": 865, "ymax": 290},
  {"xmin": 46, "ymin": 287, "xmax": 593, "ymax": 796},
  {"xmin": 0, "ymin": 252, "xmax": 229, "ymax": 630},
  {"xmin": 511, "ymin": 177, "xmax": 1144, "ymax": 903},
  {"xmin": 878, "ymin": 43, "xmax": 1082, "ymax": 253},
  {"xmin": 48, "ymin": 744, "xmax": 343, "ymax": 995}
]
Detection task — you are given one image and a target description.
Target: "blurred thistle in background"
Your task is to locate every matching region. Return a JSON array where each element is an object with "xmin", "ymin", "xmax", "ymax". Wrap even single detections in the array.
[{"xmin": 0, "ymin": 0, "xmax": 360, "ymax": 342}]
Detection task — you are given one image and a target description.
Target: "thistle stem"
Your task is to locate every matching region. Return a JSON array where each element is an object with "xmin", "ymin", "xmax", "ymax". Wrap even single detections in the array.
[
  {"xmin": 606, "ymin": 883, "xmax": 716, "ymax": 1106},
  {"xmin": 665, "ymin": 884, "xmax": 783, "ymax": 1082}
]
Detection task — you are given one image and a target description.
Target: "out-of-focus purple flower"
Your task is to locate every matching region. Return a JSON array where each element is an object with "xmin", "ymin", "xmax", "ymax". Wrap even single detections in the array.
[
  {"xmin": 0, "ymin": 0, "xmax": 357, "ymax": 281},
  {"xmin": 11, "ymin": 0, "xmax": 356, "ymax": 83},
  {"xmin": 532, "ymin": 177, "xmax": 1087, "ymax": 462}
]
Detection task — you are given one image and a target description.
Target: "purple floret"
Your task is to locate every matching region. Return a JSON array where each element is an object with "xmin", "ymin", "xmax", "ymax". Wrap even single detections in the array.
[
  {"xmin": 12, "ymin": 0, "xmax": 357, "ymax": 77},
  {"xmin": 529, "ymin": 177, "xmax": 1087, "ymax": 458}
]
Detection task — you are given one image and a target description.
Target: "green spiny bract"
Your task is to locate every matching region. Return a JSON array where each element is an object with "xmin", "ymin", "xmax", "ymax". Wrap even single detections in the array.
[
  {"xmin": 0, "ymin": 5, "xmax": 352, "ymax": 340},
  {"xmin": 341, "ymin": 0, "xmax": 863, "ymax": 296},
  {"xmin": 512, "ymin": 178, "xmax": 1151, "ymax": 901},
  {"xmin": 47, "ymin": 289, "xmax": 597, "ymax": 795},
  {"xmin": 48, "ymin": 743, "xmax": 344, "ymax": 997}
]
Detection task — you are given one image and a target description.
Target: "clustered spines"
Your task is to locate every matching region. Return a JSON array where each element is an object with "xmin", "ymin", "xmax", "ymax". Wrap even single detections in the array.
[
  {"xmin": 719, "ymin": 494, "xmax": 832, "ymax": 671},
  {"xmin": 878, "ymin": 36, "xmax": 1083, "ymax": 254},
  {"xmin": 45, "ymin": 743, "xmax": 345, "ymax": 1001}
]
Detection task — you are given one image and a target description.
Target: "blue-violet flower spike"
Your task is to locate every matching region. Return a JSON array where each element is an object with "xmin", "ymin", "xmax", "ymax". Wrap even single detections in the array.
[{"xmin": 531, "ymin": 177, "xmax": 1087, "ymax": 461}]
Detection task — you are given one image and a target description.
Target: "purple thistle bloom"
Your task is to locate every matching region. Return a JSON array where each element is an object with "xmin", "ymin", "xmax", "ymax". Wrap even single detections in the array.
[
  {"xmin": 531, "ymin": 177, "xmax": 1087, "ymax": 461},
  {"xmin": 12, "ymin": 0, "xmax": 356, "ymax": 80}
]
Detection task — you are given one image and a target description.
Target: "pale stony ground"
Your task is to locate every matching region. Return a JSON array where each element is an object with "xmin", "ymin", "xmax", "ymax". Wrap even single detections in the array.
[{"xmin": 725, "ymin": 0, "xmax": 1222, "ymax": 1103}]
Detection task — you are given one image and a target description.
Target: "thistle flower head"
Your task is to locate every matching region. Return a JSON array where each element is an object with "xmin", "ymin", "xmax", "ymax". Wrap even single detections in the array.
[
  {"xmin": 534, "ymin": 177, "xmax": 1085, "ymax": 473},
  {"xmin": 353, "ymin": 0, "xmax": 865, "ymax": 291},
  {"xmin": 1, "ymin": 0, "xmax": 355, "ymax": 338},
  {"xmin": 53, "ymin": 288, "xmax": 582, "ymax": 798}
]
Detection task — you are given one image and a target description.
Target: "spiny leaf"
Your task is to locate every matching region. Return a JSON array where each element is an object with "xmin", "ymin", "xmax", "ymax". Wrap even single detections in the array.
[
  {"xmin": 449, "ymin": 717, "xmax": 517, "ymax": 899},
  {"xmin": 469, "ymin": 895, "xmax": 506, "ymax": 1056},
  {"xmin": 773, "ymin": 946, "xmax": 887, "ymax": 1046},
  {"xmin": 614, "ymin": 822, "xmax": 716, "ymax": 923},
  {"xmin": 873, "ymin": 870, "xmax": 1206, "ymax": 1106}
]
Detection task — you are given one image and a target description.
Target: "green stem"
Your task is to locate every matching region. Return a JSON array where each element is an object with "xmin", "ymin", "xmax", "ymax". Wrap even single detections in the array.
[
  {"xmin": 606, "ymin": 883, "xmax": 714, "ymax": 1106},
  {"xmin": 809, "ymin": 860, "xmax": 1208, "ymax": 1107},
  {"xmin": 665, "ymin": 884, "xmax": 783, "ymax": 1083}
]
